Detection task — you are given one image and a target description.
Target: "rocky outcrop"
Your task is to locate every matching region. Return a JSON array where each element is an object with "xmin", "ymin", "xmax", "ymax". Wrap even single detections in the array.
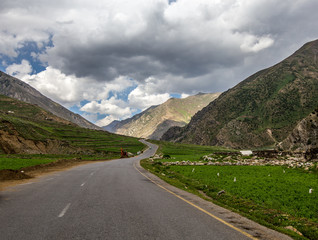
[
  {"xmin": 161, "ymin": 152, "xmax": 316, "ymax": 170},
  {"xmin": 279, "ymin": 108, "xmax": 318, "ymax": 151},
  {"xmin": 0, "ymin": 129, "xmax": 78, "ymax": 154},
  {"xmin": 148, "ymin": 120, "xmax": 186, "ymax": 140}
]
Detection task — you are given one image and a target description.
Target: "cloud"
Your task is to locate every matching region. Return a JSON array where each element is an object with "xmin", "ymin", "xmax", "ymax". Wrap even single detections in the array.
[
  {"xmin": 80, "ymin": 97, "xmax": 133, "ymax": 127},
  {"xmin": 5, "ymin": 60, "xmax": 32, "ymax": 79},
  {"xmin": 80, "ymin": 97, "xmax": 132, "ymax": 118},
  {"xmin": 12, "ymin": 66, "xmax": 136, "ymax": 107},
  {"xmin": 3, "ymin": 1, "xmax": 318, "ymax": 88},
  {"xmin": 1, "ymin": 0, "xmax": 318, "ymax": 125},
  {"xmin": 181, "ymin": 93, "xmax": 190, "ymax": 99},
  {"xmin": 80, "ymin": 80, "xmax": 171, "ymax": 126},
  {"xmin": 240, "ymin": 35, "xmax": 274, "ymax": 53},
  {"xmin": 128, "ymin": 78, "xmax": 171, "ymax": 110}
]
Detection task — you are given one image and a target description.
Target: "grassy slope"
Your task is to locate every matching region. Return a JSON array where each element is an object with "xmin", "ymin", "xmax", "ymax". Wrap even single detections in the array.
[
  {"xmin": 142, "ymin": 141, "xmax": 318, "ymax": 240},
  {"xmin": 0, "ymin": 95, "xmax": 144, "ymax": 169}
]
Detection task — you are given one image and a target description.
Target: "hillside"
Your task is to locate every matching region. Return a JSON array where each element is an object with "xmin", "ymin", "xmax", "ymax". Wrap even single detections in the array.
[
  {"xmin": 162, "ymin": 39, "xmax": 318, "ymax": 149},
  {"xmin": 0, "ymin": 95, "xmax": 143, "ymax": 155},
  {"xmin": 104, "ymin": 92, "xmax": 221, "ymax": 139},
  {"xmin": 0, "ymin": 71, "xmax": 100, "ymax": 130}
]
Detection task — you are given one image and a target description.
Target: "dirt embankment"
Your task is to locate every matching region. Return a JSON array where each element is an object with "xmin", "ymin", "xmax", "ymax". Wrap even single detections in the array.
[
  {"xmin": 0, "ymin": 158, "xmax": 103, "ymax": 191},
  {"xmin": 0, "ymin": 158, "xmax": 83, "ymax": 180},
  {"xmin": 0, "ymin": 128, "xmax": 79, "ymax": 155}
]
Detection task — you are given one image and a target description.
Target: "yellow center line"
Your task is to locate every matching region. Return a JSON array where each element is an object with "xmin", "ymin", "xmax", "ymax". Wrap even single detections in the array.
[{"xmin": 134, "ymin": 162, "xmax": 258, "ymax": 240}]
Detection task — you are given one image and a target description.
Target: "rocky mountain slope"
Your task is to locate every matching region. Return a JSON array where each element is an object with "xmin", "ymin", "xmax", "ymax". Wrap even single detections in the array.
[
  {"xmin": 104, "ymin": 92, "xmax": 221, "ymax": 139},
  {"xmin": 162, "ymin": 39, "xmax": 318, "ymax": 149},
  {"xmin": 278, "ymin": 107, "xmax": 318, "ymax": 151},
  {"xmin": 0, "ymin": 71, "xmax": 100, "ymax": 130}
]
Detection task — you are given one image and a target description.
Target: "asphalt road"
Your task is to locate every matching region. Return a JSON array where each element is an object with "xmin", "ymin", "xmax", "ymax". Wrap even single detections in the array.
[{"xmin": 0, "ymin": 140, "xmax": 291, "ymax": 240}]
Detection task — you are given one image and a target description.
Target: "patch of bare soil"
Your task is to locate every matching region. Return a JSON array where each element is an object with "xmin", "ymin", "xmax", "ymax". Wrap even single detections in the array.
[
  {"xmin": 0, "ymin": 169, "xmax": 32, "ymax": 181},
  {"xmin": 0, "ymin": 158, "xmax": 107, "ymax": 191}
]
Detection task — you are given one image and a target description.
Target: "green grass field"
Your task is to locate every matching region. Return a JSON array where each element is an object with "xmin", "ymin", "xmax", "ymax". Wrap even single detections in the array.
[
  {"xmin": 151, "ymin": 140, "xmax": 237, "ymax": 162},
  {"xmin": 142, "ymin": 141, "xmax": 318, "ymax": 240},
  {"xmin": 0, "ymin": 156, "xmax": 62, "ymax": 170},
  {"xmin": 0, "ymin": 153, "xmax": 128, "ymax": 170},
  {"xmin": 169, "ymin": 165, "xmax": 317, "ymax": 219}
]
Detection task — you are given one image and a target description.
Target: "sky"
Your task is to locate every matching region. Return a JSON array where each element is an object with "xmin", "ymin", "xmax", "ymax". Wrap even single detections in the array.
[{"xmin": 1, "ymin": 0, "xmax": 318, "ymax": 127}]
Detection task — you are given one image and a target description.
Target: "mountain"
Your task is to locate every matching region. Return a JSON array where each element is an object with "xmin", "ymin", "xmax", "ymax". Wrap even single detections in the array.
[
  {"xmin": 0, "ymin": 71, "xmax": 100, "ymax": 130},
  {"xmin": 162, "ymin": 39, "xmax": 318, "ymax": 149},
  {"xmin": 103, "ymin": 92, "xmax": 221, "ymax": 139},
  {"xmin": 0, "ymin": 94, "xmax": 143, "ymax": 155},
  {"xmin": 103, "ymin": 120, "xmax": 121, "ymax": 132}
]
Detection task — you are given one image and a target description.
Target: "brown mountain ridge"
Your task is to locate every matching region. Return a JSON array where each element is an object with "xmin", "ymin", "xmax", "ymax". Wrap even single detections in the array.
[{"xmin": 104, "ymin": 92, "xmax": 221, "ymax": 140}]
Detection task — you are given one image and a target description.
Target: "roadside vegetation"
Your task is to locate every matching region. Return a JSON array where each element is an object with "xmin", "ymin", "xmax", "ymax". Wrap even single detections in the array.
[
  {"xmin": 141, "ymin": 141, "xmax": 318, "ymax": 240},
  {"xmin": 153, "ymin": 140, "xmax": 237, "ymax": 162}
]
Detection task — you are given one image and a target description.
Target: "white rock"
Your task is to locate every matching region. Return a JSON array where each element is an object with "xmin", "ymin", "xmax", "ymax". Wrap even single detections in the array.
[{"xmin": 240, "ymin": 150, "xmax": 253, "ymax": 156}]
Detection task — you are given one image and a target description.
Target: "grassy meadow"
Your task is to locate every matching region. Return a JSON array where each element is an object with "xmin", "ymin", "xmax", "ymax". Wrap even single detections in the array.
[
  {"xmin": 152, "ymin": 140, "xmax": 237, "ymax": 162},
  {"xmin": 142, "ymin": 141, "xmax": 318, "ymax": 240}
]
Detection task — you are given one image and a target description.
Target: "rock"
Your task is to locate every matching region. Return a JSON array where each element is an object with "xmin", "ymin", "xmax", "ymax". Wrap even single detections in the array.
[
  {"xmin": 284, "ymin": 226, "xmax": 303, "ymax": 236},
  {"xmin": 217, "ymin": 190, "xmax": 225, "ymax": 196},
  {"xmin": 127, "ymin": 152, "xmax": 134, "ymax": 157},
  {"xmin": 240, "ymin": 150, "xmax": 253, "ymax": 156}
]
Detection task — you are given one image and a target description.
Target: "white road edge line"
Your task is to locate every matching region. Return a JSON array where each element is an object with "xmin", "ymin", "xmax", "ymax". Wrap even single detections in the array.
[
  {"xmin": 20, "ymin": 182, "xmax": 34, "ymax": 185},
  {"xmin": 58, "ymin": 203, "xmax": 71, "ymax": 218}
]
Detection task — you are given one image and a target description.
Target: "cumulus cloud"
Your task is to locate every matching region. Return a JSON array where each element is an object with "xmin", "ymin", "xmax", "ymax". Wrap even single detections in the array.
[
  {"xmin": 80, "ymin": 97, "xmax": 133, "ymax": 127},
  {"xmin": 80, "ymin": 97, "xmax": 132, "ymax": 118},
  {"xmin": 11, "ymin": 66, "xmax": 136, "ymax": 107},
  {"xmin": 80, "ymin": 81, "xmax": 171, "ymax": 126},
  {"xmin": 181, "ymin": 93, "xmax": 190, "ymax": 99},
  {"xmin": 128, "ymin": 79, "xmax": 171, "ymax": 110},
  {"xmin": 1, "ymin": 0, "xmax": 318, "ymax": 125},
  {"xmin": 6, "ymin": 60, "xmax": 32, "ymax": 79},
  {"xmin": 3, "ymin": 0, "xmax": 318, "ymax": 86}
]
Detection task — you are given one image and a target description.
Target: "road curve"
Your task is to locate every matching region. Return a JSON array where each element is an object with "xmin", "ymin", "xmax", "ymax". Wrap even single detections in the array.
[{"xmin": 0, "ymin": 140, "xmax": 291, "ymax": 240}]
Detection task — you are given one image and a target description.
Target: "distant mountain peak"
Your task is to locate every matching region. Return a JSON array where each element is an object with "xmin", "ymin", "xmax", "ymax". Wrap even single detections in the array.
[{"xmin": 103, "ymin": 92, "xmax": 221, "ymax": 140}]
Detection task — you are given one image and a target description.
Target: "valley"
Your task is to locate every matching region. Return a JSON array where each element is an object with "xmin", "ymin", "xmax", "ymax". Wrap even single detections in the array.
[
  {"xmin": 1, "ymin": 39, "xmax": 318, "ymax": 240},
  {"xmin": 104, "ymin": 92, "xmax": 221, "ymax": 140},
  {"xmin": 1, "ymin": 2, "xmax": 318, "ymax": 240}
]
